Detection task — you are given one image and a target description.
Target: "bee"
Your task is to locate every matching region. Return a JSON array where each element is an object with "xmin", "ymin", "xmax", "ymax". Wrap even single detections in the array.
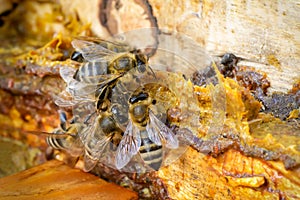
[
  {"xmin": 69, "ymin": 36, "xmax": 148, "ymax": 83},
  {"xmin": 41, "ymin": 109, "xmax": 122, "ymax": 172},
  {"xmin": 57, "ymin": 36, "xmax": 151, "ymax": 113},
  {"xmin": 108, "ymin": 66, "xmax": 204, "ymax": 171},
  {"xmin": 39, "ymin": 111, "xmax": 85, "ymax": 167},
  {"xmin": 26, "ymin": 113, "xmax": 83, "ymax": 167},
  {"xmin": 80, "ymin": 110, "xmax": 123, "ymax": 172},
  {"xmin": 114, "ymin": 87, "xmax": 179, "ymax": 171}
]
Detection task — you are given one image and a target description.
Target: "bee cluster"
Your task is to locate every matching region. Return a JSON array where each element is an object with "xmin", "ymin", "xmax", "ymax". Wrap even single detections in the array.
[{"xmin": 49, "ymin": 36, "xmax": 205, "ymax": 173}]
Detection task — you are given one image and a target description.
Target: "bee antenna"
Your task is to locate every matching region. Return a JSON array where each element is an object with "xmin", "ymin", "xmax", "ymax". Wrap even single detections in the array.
[
  {"xmin": 149, "ymin": 66, "xmax": 157, "ymax": 79},
  {"xmin": 84, "ymin": 111, "xmax": 96, "ymax": 124}
]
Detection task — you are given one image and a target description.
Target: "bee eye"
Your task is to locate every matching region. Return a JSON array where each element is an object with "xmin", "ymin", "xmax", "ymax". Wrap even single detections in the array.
[
  {"xmin": 152, "ymin": 99, "xmax": 156, "ymax": 105},
  {"xmin": 71, "ymin": 51, "xmax": 84, "ymax": 62},
  {"xmin": 129, "ymin": 92, "xmax": 149, "ymax": 104}
]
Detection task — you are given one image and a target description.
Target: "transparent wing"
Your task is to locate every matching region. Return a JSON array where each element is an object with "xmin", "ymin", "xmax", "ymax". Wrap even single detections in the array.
[
  {"xmin": 81, "ymin": 115, "xmax": 112, "ymax": 159},
  {"xmin": 69, "ymin": 77, "xmax": 121, "ymax": 99},
  {"xmin": 71, "ymin": 36, "xmax": 130, "ymax": 62},
  {"xmin": 66, "ymin": 137, "xmax": 84, "ymax": 157},
  {"xmin": 72, "ymin": 73, "xmax": 121, "ymax": 89},
  {"xmin": 54, "ymin": 94, "xmax": 93, "ymax": 108},
  {"xmin": 146, "ymin": 118, "xmax": 162, "ymax": 146},
  {"xmin": 83, "ymin": 151, "xmax": 98, "ymax": 172},
  {"xmin": 59, "ymin": 66, "xmax": 97, "ymax": 97},
  {"xmin": 79, "ymin": 124, "xmax": 93, "ymax": 144},
  {"xmin": 72, "ymin": 38, "xmax": 116, "ymax": 58},
  {"xmin": 148, "ymin": 110, "xmax": 178, "ymax": 149},
  {"xmin": 59, "ymin": 66, "xmax": 76, "ymax": 84},
  {"xmin": 75, "ymin": 71, "xmax": 121, "ymax": 84},
  {"xmin": 66, "ymin": 79, "xmax": 99, "ymax": 97},
  {"xmin": 73, "ymin": 36, "xmax": 129, "ymax": 51},
  {"xmin": 115, "ymin": 120, "xmax": 141, "ymax": 170}
]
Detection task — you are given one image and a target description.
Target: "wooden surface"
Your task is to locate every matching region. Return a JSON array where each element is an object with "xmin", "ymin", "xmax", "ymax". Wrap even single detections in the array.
[
  {"xmin": 0, "ymin": 160, "xmax": 138, "ymax": 200},
  {"xmin": 150, "ymin": 0, "xmax": 300, "ymax": 93},
  {"xmin": 59, "ymin": 0, "xmax": 300, "ymax": 93}
]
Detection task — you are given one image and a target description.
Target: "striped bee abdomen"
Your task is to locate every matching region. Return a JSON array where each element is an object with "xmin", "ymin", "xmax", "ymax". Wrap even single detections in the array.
[
  {"xmin": 139, "ymin": 130, "xmax": 163, "ymax": 170},
  {"xmin": 46, "ymin": 134, "xmax": 66, "ymax": 150},
  {"xmin": 74, "ymin": 61, "xmax": 108, "ymax": 83}
]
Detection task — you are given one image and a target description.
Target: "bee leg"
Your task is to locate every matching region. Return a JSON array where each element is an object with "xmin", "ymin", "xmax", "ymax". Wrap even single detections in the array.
[
  {"xmin": 45, "ymin": 146, "xmax": 54, "ymax": 160},
  {"xmin": 70, "ymin": 115, "xmax": 79, "ymax": 124},
  {"xmin": 148, "ymin": 66, "xmax": 157, "ymax": 79},
  {"xmin": 83, "ymin": 111, "xmax": 96, "ymax": 124}
]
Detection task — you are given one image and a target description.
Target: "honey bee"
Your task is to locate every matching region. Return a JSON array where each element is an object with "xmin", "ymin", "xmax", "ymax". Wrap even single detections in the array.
[
  {"xmin": 79, "ymin": 110, "xmax": 123, "ymax": 172},
  {"xmin": 38, "ymin": 111, "xmax": 85, "ymax": 167},
  {"xmin": 46, "ymin": 111, "xmax": 84, "ymax": 156},
  {"xmin": 109, "ymin": 66, "xmax": 202, "ymax": 171},
  {"xmin": 115, "ymin": 90, "xmax": 179, "ymax": 171},
  {"xmin": 41, "ymin": 109, "xmax": 122, "ymax": 172},
  {"xmin": 56, "ymin": 36, "xmax": 151, "ymax": 113},
  {"xmin": 69, "ymin": 36, "xmax": 148, "ymax": 83},
  {"xmin": 55, "ymin": 33, "xmax": 226, "ymax": 173}
]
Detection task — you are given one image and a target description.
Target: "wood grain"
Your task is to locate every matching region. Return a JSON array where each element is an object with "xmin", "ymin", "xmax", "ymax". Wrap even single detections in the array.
[
  {"xmin": 0, "ymin": 160, "xmax": 138, "ymax": 200},
  {"xmin": 62, "ymin": 0, "xmax": 300, "ymax": 93},
  {"xmin": 149, "ymin": 0, "xmax": 300, "ymax": 93}
]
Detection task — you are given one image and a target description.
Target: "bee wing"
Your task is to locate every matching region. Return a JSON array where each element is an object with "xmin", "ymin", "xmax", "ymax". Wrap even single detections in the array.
[
  {"xmin": 81, "ymin": 116, "xmax": 112, "ymax": 159},
  {"xmin": 148, "ymin": 111, "xmax": 179, "ymax": 149},
  {"xmin": 115, "ymin": 120, "xmax": 141, "ymax": 170},
  {"xmin": 59, "ymin": 66, "xmax": 76, "ymax": 84},
  {"xmin": 83, "ymin": 151, "xmax": 98, "ymax": 172},
  {"xmin": 146, "ymin": 118, "xmax": 162, "ymax": 146},
  {"xmin": 59, "ymin": 66, "xmax": 97, "ymax": 97},
  {"xmin": 53, "ymin": 92, "xmax": 91, "ymax": 107},
  {"xmin": 67, "ymin": 80, "xmax": 98, "ymax": 96},
  {"xmin": 72, "ymin": 37, "xmax": 128, "ymax": 62},
  {"xmin": 66, "ymin": 138, "xmax": 84, "ymax": 157},
  {"xmin": 73, "ymin": 36, "xmax": 128, "ymax": 50},
  {"xmin": 74, "ymin": 73, "xmax": 121, "ymax": 89},
  {"xmin": 62, "ymin": 70, "xmax": 117, "ymax": 101},
  {"xmin": 66, "ymin": 74, "xmax": 121, "ymax": 98}
]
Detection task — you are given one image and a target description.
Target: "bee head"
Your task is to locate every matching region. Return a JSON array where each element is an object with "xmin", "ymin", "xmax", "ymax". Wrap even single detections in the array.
[{"xmin": 134, "ymin": 51, "xmax": 148, "ymax": 73}]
